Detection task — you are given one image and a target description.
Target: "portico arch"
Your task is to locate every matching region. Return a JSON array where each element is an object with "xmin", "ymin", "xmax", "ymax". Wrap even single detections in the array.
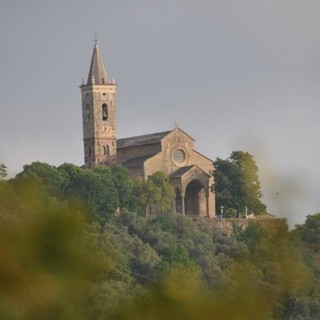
[
  {"xmin": 184, "ymin": 179, "xmax": 207, "ymax": 217},
  {"xmin": 170, "ymin": 165, "xmax": 211, "ymax": 217}
]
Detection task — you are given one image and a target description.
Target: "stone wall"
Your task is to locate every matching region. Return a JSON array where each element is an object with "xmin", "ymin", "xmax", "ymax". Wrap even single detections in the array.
[{"xmin": 204, "ymin": 217, "xmax": 288, "ymax": 237}]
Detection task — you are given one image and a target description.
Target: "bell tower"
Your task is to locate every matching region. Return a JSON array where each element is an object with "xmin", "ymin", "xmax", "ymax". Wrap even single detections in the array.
[{"xmin": 80, "ymin": 41, "xmax": 117, "ymax": 168}]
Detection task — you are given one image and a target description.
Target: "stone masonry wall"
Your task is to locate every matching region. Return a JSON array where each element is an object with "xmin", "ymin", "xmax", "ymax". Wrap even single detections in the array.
[{"xmin": 204, "ymin": 217, "xmax": 288, "ymax": 237}]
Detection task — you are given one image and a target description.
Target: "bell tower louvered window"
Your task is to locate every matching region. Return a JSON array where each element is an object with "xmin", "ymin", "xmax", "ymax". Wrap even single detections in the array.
[{"xmin": 102, "ymin": 103, "xmax": 108, "ymax": 121}]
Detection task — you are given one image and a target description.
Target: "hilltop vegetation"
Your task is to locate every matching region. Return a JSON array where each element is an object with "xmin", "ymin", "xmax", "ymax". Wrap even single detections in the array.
[
  {"xmin": 0, "ymin": 162, "xmax": 320, "ymax": 319},
  {"xmin": 214, "ymin": 151, "xmax": 267, "ymax": 216}
]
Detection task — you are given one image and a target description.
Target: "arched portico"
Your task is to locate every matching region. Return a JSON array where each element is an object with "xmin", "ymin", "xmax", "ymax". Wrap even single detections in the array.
[
  {"xmin": 184, "ymin": 179, "xmax": 207, "ymax": 217},
  {"xmin": 170, "ymin": 165, "xmax": 211, "ymax": 217}
]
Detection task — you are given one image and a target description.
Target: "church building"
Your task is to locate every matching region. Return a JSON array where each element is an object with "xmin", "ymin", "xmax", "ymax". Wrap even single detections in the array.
[{"xmin": 80, "ymin": 42, "xmax": 216, "ymax": 217}]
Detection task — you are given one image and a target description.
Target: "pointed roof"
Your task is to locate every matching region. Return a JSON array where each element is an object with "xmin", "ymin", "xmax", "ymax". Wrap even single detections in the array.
[
  {"xmin": 169, "ymin": 165, "xmax": 210, "ymax": 179},
  {"xmin": 87, "ymin": 41, "xmax": 108, "ymax": 85},
  {"xmin": 116, "ymin": 127, "xmax": 196, "ymax": 149},
  {"xmin": 169, "ymin": 166, "xmax": 195, "ymax": 178}
]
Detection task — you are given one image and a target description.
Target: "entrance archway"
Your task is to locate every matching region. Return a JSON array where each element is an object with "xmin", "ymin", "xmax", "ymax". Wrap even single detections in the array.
[{"xmin": 184, "ymin": 179, "xmax": 207, "ymax": 216}]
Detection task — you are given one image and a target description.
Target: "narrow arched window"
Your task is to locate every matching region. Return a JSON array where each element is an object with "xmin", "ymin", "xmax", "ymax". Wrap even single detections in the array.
[
  {"xmin": 103, "ymin": 145, "xmax": 110, "ymax": 155},
  {"xmin": 88, "ymin": 147, "xmax": 92, "ymax": 156},
  {"xmin": 102, "ymin": 103, "xmax": 108, "ymax": 121}
]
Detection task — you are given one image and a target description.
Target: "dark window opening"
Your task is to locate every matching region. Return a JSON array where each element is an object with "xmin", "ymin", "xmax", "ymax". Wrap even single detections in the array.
[
  {"xmin": 102, "ymin": 104, "xmax": 108, "ymax": 121},
  {"xmin": 103, "ymin": 145, "xmax": 110, "ymax": 155},
  {"xmin": 88, "ymin": 147, "xmax": 92, "ymax": 156},
  {"xmin": 101, "ymin": 78, "xmax": 105, "ymax": 84}
]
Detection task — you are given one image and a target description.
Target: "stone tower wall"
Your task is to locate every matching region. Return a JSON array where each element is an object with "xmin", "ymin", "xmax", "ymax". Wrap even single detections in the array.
[{"xmin": 81, "ymin": 84, "xmax": 117, "ymax": 168}]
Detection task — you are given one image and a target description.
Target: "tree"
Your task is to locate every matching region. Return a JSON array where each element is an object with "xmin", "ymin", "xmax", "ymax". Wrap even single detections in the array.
[
  {"xmin": 0, "ymin": 182, "xmax": 101, "ymax": 320},
  {"xmin": 59, "ymin": 163, "xmax": 118, "ymax": 223},
  {"xmin": 214, "ymin": 158, "xmax": 243, "ymax": 216},
  {"xmin": 110, "ymin": 165, "xmax": 133, "ymax": 210},
  {"xmin": 0, "ymin": 163, "xmax": 7, "ymax": 180},
  {"xmin": 147, "ymin": 172, "xmax": 174, "ymax": 213},
  {"xmin": 214, "ymin": 151, "xmax": 266, "ymax": 216},
  {"xmin": 293, "ymin": 213, "xmax": 320, "ymax": 253},
  {"xmin": 133, "ymin": 172, "xmax": 174, "ymax": 216},
  {"xmin": 12, "ymin": 162, "xmax": 136, "ymax": 223},
  {"xmin": 230, "ymin": 151, "xmax": 266, "ymax": 213},
  {"xmin": 234, "ymin": 221, "xmax": 268, "ymax": 254},
  {"xmin": 14, "ymin": 161, "xmax": 68, "ymax": 197}
]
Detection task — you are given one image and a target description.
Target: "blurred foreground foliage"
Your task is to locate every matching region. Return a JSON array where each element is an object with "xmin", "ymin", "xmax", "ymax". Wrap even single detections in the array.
[{"xmin": 0, "ymin": 162, "xmax": 320, "ymax": 319}]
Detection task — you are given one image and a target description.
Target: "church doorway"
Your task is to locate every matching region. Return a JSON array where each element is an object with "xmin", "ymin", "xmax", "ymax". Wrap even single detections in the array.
[{"xmin": 184, "ymin": 179, "xmax": 207, "ymax": 217}]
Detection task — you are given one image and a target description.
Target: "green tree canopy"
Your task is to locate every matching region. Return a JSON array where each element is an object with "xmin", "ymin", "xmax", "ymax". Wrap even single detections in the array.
[
  {"xmin": 2, "ymin": 170, "xmax": 320, "ymax": 320},
  {"xmin": 0, "ymin": 163, "xmax": 7, "ymax": 180},
  {"xmin": 59, "ymin": 163, "xmax": 119, "ymax": 223},
  {"xmin": 133, "ymin": 172, "xmax": 174, "ymax": 216},
  {"xmin": 293, "ymin": 213, "xmax": 320, "ymax": 253},
  {"xmin": 110, "ymin": 165, "xmax": 133, "ymax": 209},
  {"xmin": 214, "ymin": 151, "xmax": 267, "ymax": 216},
  {"xmin": 14, "ymin": 161, "xmax": 68, "ymax": 197},
  {"xmin": 12, "ymin": 162, "xmax": 135, "ymax": 223}
]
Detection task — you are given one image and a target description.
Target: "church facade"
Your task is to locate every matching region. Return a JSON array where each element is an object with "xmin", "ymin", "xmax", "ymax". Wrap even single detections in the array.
[{"xmin": 80, "ymin": 42, "xmax": 216, "ymax": 217}]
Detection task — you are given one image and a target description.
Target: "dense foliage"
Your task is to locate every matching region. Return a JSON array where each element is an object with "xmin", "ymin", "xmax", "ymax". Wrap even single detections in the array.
[
  {"xmin": 214, "ymin": 151, "xmax": 267, "ymax": 216},
  {"xmin": 14, "ymin": 162, "xmax": 173, "ymax": 221},
  {"xmin": 0, "ymin": 161, "xmax": 319, "ymax": 319},
  {"xmin": 133, "ymin": 172, "xmax": 174, "ymax": 216},
  {"xmin": 0, "ymin": 162, "xmax": 7, "ymax": 180}
]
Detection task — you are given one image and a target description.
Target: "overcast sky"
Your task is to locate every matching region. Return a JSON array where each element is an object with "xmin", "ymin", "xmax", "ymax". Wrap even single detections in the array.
[{"xmin": 1, "ymin": 0, "xmax": 319, "ymax": 227}]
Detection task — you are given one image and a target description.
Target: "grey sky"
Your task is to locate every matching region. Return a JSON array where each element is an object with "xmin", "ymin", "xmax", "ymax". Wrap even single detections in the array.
[{"xmin": 1, "ymin": 0, "xmax": 319, "ymax": 227}]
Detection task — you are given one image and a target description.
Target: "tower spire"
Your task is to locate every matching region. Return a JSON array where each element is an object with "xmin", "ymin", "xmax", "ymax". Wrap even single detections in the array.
[
  {"xmin": 87, "ymin": 40, "xmax": 108, "ymax": 85},
  {"xmin": 81, "ymin": 41, "xmax": 117, "ymax": 168}
]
